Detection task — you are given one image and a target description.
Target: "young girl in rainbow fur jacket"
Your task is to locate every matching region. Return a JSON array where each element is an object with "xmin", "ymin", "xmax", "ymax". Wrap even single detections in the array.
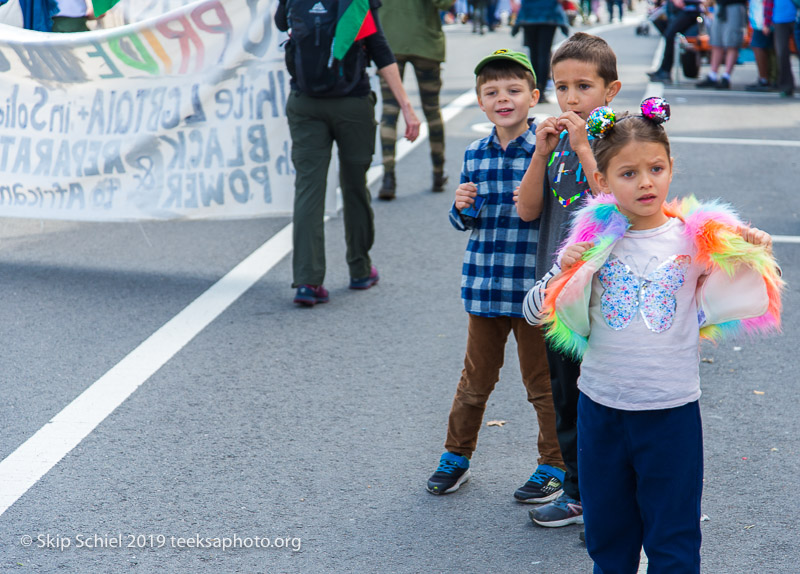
[{"xmin": 523, "ymin": 98, "xmax": 783, "ymax": 573}]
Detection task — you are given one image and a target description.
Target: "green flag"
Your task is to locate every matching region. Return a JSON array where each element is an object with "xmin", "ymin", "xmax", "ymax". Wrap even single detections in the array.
[
  {"xmin": 92, "ymin": 0, "xmax": 122, "ymax": 17},
  {"xmin": 332, "ymin": 0, "xmax": 376, "ymax": 61}
]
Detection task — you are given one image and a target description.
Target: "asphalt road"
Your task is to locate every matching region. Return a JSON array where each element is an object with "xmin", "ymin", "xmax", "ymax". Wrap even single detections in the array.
[{"xmin": 1, "ymin": 13, "xmax": 799, "ymax": 574}]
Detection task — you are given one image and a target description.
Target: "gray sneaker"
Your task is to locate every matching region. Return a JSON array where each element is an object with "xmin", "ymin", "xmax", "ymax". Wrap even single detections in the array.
[{"xmin": 529, "ymin": 493, "xmax": 584, "ymax": 527}]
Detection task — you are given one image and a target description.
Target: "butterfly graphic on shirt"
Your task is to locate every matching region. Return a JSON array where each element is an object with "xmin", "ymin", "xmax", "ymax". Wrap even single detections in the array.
[{"xmin": 597, "ymin": 254, "xmax": 692, "ymax": 333}]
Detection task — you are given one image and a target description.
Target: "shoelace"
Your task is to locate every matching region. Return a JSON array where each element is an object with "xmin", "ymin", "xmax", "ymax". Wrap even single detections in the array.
[
  {"xmin": 436, "ymin": 459, "xmax": 461, "ymax": 475},
  {"xmin": 553, "ymin": 495, "xmax": 580, "ymax": 510},
  {"xmin": 526, "ymin": 470, "xmax": 550, "ymax": 486}
]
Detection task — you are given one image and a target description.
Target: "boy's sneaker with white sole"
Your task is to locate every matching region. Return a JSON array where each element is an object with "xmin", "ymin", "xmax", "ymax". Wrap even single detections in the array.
[
  {"xmin": 426, "ymin": 452, "xmax": 470, "ymax": 495},
  {"xmin": 513, "ymin": 464, "xmax": 565, "ymax": 503}
]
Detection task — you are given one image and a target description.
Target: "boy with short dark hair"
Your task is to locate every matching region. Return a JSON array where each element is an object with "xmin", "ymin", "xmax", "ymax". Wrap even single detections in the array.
[
  {"xmin": 516, "ymin": 32, "xmax": 621, "ymax": 528},
  {"xmin": 427, "ymin": 50, "xmax": 565, "ymax": 503}
]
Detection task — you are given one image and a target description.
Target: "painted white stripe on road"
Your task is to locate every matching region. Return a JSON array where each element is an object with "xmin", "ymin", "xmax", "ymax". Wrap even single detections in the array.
[
  {"xmin": 0, "ymin": 89, "xmax": 480, "ymax": 519},
  {"xmin": 671, "ymin": 136, "xmax": 800, "ymax": 147},
  {"xmin": 0, "ymin": 225, "xmax": 296, "ymax": 516},
  {"xmin": 664, "ymin": 87, "xmax": 800, "ymax": 99},
  {"xmin": 774, "ymin": 236, "xmax": 800, "ymax": 244}
]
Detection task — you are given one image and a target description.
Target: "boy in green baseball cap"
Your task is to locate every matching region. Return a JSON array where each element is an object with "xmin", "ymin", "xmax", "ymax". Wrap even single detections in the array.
[
  {"xmin": 426, "ymin": 49, "xmax": 565, "ymax": 510},
  {"xmin": 473, "ymin": 48, "xmax": 537, "ymax": 78}
]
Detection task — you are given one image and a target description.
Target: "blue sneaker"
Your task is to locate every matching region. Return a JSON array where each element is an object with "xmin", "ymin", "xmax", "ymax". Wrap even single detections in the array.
[
  {"xmin": 529, "ymin": 492, "xmax": 583, "ymax": 527},
  {"xmin": 293, "ymin": 285, "xmax": 329, "ymax": 307},
  {"xmin": 349, "ymin": 265, "xmax": 379, "ymax": 290},
  {"xmin": 426, "ymin": 452, "xmax": 470, "ymax": 495},
  {"xmin": 514, "ymin": 464, "xmax": 565, "ymax": 503}
]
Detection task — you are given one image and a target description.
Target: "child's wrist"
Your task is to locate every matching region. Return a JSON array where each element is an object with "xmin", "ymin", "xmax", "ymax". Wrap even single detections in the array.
[{"xmin": 573, "ymin": 143, "xmax": 592, "ymax": 156}]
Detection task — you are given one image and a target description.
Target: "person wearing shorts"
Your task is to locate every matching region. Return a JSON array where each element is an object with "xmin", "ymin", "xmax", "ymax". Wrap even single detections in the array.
[{"xmin": 696, "ymin": 0, "xmax": 747, "ymax": 89}]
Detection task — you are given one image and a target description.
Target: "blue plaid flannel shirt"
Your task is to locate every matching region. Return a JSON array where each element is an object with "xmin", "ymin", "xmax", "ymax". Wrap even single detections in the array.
[{"xmin": 449, "ymin": 122, "xmax": 540, "ymax": 318}]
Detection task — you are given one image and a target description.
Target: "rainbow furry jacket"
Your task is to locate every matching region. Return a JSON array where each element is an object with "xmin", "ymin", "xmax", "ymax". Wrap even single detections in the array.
[{"xmin": 539, "ymin": 194, "xmax": 784, "ymax": 359}]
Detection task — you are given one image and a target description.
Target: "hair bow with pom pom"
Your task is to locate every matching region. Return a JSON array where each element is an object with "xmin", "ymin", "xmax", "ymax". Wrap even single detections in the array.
[{"xmin": 585, "ymin": 97, "xmax": 671, "ymax": 138}]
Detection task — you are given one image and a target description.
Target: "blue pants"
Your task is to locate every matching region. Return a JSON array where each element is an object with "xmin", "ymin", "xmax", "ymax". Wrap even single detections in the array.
[{"xmin": 578, "ymin": 394, "xmax": 703, "ymax": 574}]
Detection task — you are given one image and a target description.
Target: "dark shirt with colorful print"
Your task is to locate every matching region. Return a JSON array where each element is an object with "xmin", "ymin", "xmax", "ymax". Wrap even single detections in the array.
[{"xmin": 535, "ymin": 130, "xmax": 596, "ymax": 281}]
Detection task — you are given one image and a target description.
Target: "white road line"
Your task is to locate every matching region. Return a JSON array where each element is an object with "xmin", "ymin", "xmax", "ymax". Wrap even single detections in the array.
[
  {"xmin": 774, "ymin": 236, "xmax": 800, "ymax": 244},
  {"xmin": 651, "ymin": 37, "xmax": 665, "ymax": 73},
  {"xmin": 665, "ymin": 87, "xmax": 800, "ymax": 99},
  {"xmin": 0, "ymin": 226, "xmax": 297, "ymax": 516},
  {"xmin": 670, "ymin": 136, "xmax": 800, "ymax": 147},
  {"xmin": 0, "ymin": 89, "xmax": 480, "ymax": 519}
]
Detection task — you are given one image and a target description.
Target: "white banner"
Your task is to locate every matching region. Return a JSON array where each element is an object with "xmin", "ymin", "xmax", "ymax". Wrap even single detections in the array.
[{"xmin": 0, "ymin": 0, "xmax": 299, "ymax": 221}]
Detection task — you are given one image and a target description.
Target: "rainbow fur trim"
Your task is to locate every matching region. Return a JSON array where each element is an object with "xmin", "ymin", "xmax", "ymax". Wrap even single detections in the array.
[
  {"xmin": 541, "ymin": 195, "xmax": 784, "ymax": 358},
  {"xmin": 664, "ymin": 196, "xmax": 784, "ymax": 342}
]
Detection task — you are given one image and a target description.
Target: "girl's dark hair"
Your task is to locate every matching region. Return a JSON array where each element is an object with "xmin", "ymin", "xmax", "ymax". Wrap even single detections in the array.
[{"xmin": 593, "ymin": 114, "xmax": 671, "ymax": 173}]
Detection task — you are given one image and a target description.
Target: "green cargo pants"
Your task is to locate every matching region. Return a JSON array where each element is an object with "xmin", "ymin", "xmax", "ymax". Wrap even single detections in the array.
[
  {"xmin": 51, "ymin": 17, "xmax": 90, "ymax": 33},
  {"xmin": 287, "ymin": 90, "xmax": 377, "ymax": 287}
]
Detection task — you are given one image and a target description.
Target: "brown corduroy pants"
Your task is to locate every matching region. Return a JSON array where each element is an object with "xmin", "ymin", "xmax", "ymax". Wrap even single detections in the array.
[{"xmin": 445, "ymin": 314, "xmax": 564, "ymax": 468}]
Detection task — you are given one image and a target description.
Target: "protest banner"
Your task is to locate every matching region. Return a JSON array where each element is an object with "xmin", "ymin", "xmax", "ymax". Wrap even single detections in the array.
[{"xmin": 0, "ymin": 0, "xmax": 300, "ymax": 221}]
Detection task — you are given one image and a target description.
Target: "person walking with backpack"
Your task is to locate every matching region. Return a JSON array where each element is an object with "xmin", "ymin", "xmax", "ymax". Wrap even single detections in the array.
[
  {"xmin": 275, "ymin": 0, "xmax": 420, "ymax": 307},
  {"xmin": 377, "ymin": 0, "xmax": 455, "ymax": 201}
]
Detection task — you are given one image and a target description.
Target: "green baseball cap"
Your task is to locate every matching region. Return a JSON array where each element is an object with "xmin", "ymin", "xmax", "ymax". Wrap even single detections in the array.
[{"xmin": 474, "ymin": 49, "xmax": 536, "ymax": 84}]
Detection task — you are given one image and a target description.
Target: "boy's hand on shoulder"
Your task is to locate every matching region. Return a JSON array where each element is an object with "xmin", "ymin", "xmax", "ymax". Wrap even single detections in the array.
[
  {"xmin": 738, "ymin": 225, "xmax": 773, "ymax": 255},
  {"xmin": 557, "ymin": 112, "xmax": 591, "ymax": 155},
  {"xmin": 455, "ymin": 182, "xmax": 478, "ymax": 211},
  {"xmin": 534, "ymin": 117, "xmax": 561, "ymax": 159},
  {"xmin": 561, "ymin": 241, "xmax": 594, "ymax": 271}
]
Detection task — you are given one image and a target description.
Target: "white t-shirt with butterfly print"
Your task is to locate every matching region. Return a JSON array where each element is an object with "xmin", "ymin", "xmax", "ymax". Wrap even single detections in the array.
[{"xmin": 578, "ymin": 217, "xmax": 708, "ymax": 411}]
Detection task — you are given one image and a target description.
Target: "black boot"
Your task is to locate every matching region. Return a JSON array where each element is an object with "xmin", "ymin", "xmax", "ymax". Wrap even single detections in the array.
[
  {"xmin": 378, "ymin": 172, "xmax": 396, "ymax": 200},
  {"xmin": 432, "ymin": 172, "xmax": 449, "ymax": 193}
]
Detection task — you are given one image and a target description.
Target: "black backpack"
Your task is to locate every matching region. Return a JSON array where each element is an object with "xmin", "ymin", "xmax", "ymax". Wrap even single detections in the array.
[{"xmin": 284, "ymin": 0, "xmax": 368, "ymax": 97}]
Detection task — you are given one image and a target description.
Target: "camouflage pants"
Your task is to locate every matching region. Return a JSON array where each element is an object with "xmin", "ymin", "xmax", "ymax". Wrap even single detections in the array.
[{"xmin": 379, "ymin": 55, "xmax": 445, "ymax": 177}]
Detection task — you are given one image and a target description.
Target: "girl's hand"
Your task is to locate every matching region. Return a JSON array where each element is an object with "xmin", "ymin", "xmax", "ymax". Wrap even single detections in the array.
[
  {"xmin": 738, "ymin": 226, "xmax": 773, "ymax": 255},
  {"xmin": 455, "ymin": 182, "xmax": 478, "ymax": 211},
  {"xmin": 561, "ymin": 241, "xmax": 594, "ymax": 270}
]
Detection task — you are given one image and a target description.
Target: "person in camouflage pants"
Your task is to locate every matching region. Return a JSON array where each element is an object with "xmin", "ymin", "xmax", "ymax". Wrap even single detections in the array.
[{"xmin": 378, "ymin": 0, "xmax": 455, "ymax": 200}]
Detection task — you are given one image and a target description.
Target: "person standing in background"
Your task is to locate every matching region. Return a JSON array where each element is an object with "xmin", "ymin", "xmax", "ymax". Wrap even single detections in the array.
[
  {"xmin": 695, "ymin": 0, "xmax": 747, "ymax": 89},
  {"xmin": 52, "ymin": 0, "xmax": 89, "ymax": 32},
  {"xmin": 795, "ymin": 8, "xmax": 800, "ymax": 65},
  {"xmin": 646, "ymin": 0, "xmax": 704, "ymax": 83},
  {"xmin": 606, "ymin": 0, "xmax": 623, "ymax": 22},
  {"xmin": 378, "ymin": 0, "xmax": 455, "ymax": 200},
  {"xmin": 469, "ymin": 0, "xmax": 489, "ymax": 33},
  {"xmin": 512, "ymin": 0, "xmax": 569, "ymax": 102},
  {"xmin": 772, "ymin": 0, "xmax": 798, "ymax": 96},
  {"xmin": 746, "ymin": 0, "xmax": 776, "ymax": 91}
]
